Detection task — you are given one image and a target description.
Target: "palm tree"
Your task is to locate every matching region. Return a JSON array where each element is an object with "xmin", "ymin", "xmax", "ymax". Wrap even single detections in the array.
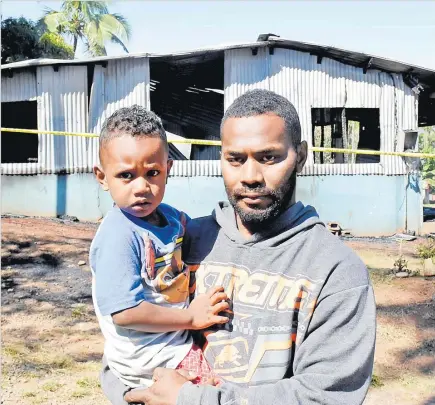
[{"xmin": 40, "ymin": 1, "xmax": 131, "ymax": 57}]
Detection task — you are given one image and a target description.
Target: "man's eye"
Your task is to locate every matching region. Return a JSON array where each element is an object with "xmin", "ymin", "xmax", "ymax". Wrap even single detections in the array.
[
  {"xmin": 262, "ymin": 155, "xmax": 276, "ymax": 163},
  {"xmin": 148, "ymin": 170, "xmax": 160, "ymax": 177},
  {"xmin": 228, "ymin": 157, "xmax": 243, "ymax": 164},
  {"xmin": 119, "ymin": 172, "xmax": 133, "ymax": 179}
]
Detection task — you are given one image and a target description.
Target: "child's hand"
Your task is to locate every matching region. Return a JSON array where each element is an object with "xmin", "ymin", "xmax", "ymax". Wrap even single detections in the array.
[
  {"xmin": 187, "ymin": 286, "xmax": 230, "ymax": 330},
  {"xmin": 203, "ymin": 377, "xmax": 223, "ymax": 386}
]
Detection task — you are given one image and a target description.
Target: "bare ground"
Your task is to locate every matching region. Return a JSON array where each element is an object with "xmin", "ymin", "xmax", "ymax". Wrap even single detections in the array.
[{"xmin": 1, "ymin": 217, "xmax": 434, "ymax": 405}]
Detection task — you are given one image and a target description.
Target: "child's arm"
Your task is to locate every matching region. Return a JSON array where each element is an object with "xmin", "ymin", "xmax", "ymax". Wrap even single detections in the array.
[{"xmin": 112, "ymin": 286, "xmax": 229, "ymax": 333}]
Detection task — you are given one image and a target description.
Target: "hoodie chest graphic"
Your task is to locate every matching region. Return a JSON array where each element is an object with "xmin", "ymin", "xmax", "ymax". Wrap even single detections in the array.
[
  {"xmin": 192, "ymin": 262, "xmax": 321, "ymax": 313},
  {"xmin": 189, "ymin": 261, "xmax": 324, "ymax": 385}
]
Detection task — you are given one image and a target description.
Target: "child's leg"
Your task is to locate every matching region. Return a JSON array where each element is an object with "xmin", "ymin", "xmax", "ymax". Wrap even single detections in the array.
[
  {"xmin": 100, "ymin": 356, "xmax": 133, "ymax": 405},
  {"xmin": 176, "ymin": 344, "xmax": 222, "ymax": 385}
]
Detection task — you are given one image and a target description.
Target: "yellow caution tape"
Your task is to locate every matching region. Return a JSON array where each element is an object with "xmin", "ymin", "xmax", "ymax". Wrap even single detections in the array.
[
  {"xmin": 1, "ymin": 127, "xmax": 432, "ymax": 159},
  {"xmin": 1, "ymin": 127, "xmax": 99, "ymax": 139}
]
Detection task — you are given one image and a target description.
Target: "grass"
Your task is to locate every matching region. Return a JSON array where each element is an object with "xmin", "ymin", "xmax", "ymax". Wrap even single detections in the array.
[
  {"xmin": 2, "ymin": 342, "xmax": 75, "ymax": 374},
  {"xmin": 42, "ymin": 381, "xmax": 64, "ymax": 392},
  {"xmin": 71, "ymin": 389, "xmax": 92, "ymax": 398},
  {"xmin": 71, "ymin": 304, "xmax": 87, "ymax": 319},
  {"xmin": 49, "ymin": 355, "xmax": 75, "ymax": 370},
  {"xmin": 368, "ymin": 268, "xmax": 394, "ymax": 285},
  {"xmin": 33, "ymin": 396, "xmax": 48, "ymax": 405},
  {"xmin": 371, "ymin": 374, "xmax": 385, "ymax": 388},
  {"xmin": 22, "ymin": 392, "xmax": 37, "ymax": 398},
  {"xmin": 2, "ymin": 344, "xmax": 27, "ymax": 358},
  {"xmin": 76, "ymin": 376, "xmax": 100, "ymax": 389},
  {"xmin": 21, "ymin": 392, "xmax": 49, "ymax": 405}
]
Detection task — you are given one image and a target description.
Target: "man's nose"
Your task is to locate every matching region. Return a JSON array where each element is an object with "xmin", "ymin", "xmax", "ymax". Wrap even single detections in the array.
[{"xmin": 240, "ymin": 159, "xmax": 264, "ymax": 187}]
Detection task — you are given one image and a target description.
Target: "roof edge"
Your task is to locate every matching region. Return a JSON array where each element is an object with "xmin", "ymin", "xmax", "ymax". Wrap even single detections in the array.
[{"xmin": 1, "ymin": 38, "xmax": 434, "ymax": 84}]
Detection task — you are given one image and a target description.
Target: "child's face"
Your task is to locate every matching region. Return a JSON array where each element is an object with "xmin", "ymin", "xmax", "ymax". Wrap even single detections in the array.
[{"xmin": 94, "ymin": 134, "xmax": 172, "ymax": 218}]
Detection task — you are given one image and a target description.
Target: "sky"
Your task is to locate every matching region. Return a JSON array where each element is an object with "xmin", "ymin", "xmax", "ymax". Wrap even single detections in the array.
[{"xmin": 1, "ymin": 0, "xmax": 435, "ymax": 69}]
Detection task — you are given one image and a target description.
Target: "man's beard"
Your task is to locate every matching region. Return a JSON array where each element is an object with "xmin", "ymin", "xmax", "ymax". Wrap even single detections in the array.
[{"xmin": 226, "ymin": 170, "xmax": 297, "ymax": 230}]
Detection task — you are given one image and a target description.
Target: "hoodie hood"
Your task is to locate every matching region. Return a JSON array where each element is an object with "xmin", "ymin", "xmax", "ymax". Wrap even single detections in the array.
[{"xmin": 213, "ymin": 200, "xmax": 323, "ymax": 247}]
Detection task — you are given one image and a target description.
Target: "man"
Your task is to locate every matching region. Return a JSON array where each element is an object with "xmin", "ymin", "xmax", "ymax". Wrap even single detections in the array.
[{"xmin": 125, "ymin": 89, "xmax": 376, "ymax": 405}]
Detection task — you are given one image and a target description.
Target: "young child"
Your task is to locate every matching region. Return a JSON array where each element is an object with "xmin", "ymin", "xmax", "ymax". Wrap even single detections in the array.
[{"xmin": 90, "ymin": 105, "xmax": 229, "ymax": 404}]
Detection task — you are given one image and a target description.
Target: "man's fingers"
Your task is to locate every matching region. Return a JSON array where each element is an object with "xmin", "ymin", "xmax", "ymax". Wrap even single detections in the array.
[
  {"xmin": 176, "ymin": 369, "xmax": 198, "ymax": 381},
  {"xmin": 211, "ymin": 301, "xmax": 230, "ymax": 314},
  {"xmin": 210, "ymin": 315, "xmax": 229, "ymax": 324},
  {"xmin": 152, "ymin": 367, "xmax": 165, "ymax": 381},
  {"xmin": 124, "ymin": 388, "xmax": 149, "ymax": 404},
  {"xmin": 210, "ymin": 292, "xmax": 228, "ymax": 305},
  {"xmin": 206, "ymin": 286, "xmax": 224, "ymax": 297}
]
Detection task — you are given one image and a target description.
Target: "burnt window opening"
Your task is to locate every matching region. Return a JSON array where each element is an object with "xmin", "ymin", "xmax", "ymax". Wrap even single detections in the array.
[
  {"xmin": 87, "ymin": 64, "xmax": 95, "ymax": 111},
  {"xmin": 1, "ymin": 101, "xmax": 38, "ymax": 163},
  {"xmin": 150, "ymin": 53, "xmax": 224, "ymax": 160},
  {"xmin": 311, "ymin": 108, "xmax": 381, "ymax": 164}
]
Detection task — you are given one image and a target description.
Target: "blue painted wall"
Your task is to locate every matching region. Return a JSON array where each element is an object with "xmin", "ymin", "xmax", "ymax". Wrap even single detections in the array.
[{"xmin": 1, "ymin": 173, "xmax": 422, "ymax": 236}]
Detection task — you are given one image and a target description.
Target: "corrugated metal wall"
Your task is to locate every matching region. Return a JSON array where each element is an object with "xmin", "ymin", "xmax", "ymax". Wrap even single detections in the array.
[
  {"xmin": 170, "ymin": 160, "xmax": 222, "ymax": 177},
  {"xmin": 224, "ymin": 47, "xmax": 418, "ymax": 176},
  {"xmin": 87, "ymin": 57, "xmax": 150, "ymax": 170},
  {"xmin": 224, "ymin": 48, "xmax": 270, "ymax": 110},
  {"xmin": 1, "ymin": 71, "xmax": 37, "ymax": 102},
  {"xmin": 1, "ymin": 66, "xmax": 88, "ymax": 174},
  {"xmin": 1, "ymin": 57, "xmax": 150, "ymax": 174},
  {"xmin": 1, "ymin": 50, "xmax": 418, "ymax": 177},
  {"xmin": 1, "ymin": 71, "xmax": 40, "ymax": 174},
  {"xmin": 37, "ymin": 65, "xmax": 89, "ymax": 174}
]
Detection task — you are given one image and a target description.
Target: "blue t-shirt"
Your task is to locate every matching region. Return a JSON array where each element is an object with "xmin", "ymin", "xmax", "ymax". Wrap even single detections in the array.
[{"xmin": 90, "ymin": 204, "xmax": 193, "ymax": 388}]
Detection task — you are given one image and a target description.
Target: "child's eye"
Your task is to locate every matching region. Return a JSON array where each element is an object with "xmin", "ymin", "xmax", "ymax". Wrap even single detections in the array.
[
  {"xmin": 148, "ymin": 170, "xmax": 160, "ymax": 177},
  {"xmin": 119, "ymin": 172, "xmax": 133, "ymax": 180}
]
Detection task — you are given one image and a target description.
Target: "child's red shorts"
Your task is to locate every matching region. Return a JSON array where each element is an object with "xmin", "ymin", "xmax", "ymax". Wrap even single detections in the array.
[{"xmin": 176, "ymin": 344, "xmax": 220, "ymax": 385}]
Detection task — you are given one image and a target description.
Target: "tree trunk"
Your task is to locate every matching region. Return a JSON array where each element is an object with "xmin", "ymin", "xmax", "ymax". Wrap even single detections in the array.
[{"xmin": 73, "ymin": 36, "xmax": 78, "ymax": 56}]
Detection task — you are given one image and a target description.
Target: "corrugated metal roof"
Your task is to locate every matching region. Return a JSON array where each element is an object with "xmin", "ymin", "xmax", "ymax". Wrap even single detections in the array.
[
  {"xmin": 269, "ymin": 39, "xmax": 435, "ymax": 87},
  {"xmin": 2, "ymin": 38, "xmax": 434, "ymax": 86}
]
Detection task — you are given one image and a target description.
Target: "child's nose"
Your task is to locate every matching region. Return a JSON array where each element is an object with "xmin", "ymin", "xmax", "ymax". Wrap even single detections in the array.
[{"xmin": 133, "ymin": 177, "xmax": 150, "ymax": 195}]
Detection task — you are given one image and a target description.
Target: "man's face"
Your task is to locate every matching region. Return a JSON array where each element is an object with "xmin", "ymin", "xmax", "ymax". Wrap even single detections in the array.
[
  {"xmin": 221, "ymin": 114, "xmax": 307, "ymax": 228},
  {"xmin": 94, "ymin": 135, "xmax": 172, "ymax": 218}
]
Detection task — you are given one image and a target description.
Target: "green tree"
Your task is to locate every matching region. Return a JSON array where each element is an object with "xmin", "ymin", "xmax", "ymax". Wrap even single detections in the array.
[
  {"xmin": 1, "ymin": 17, "xmax": 74, "ymax": 64},
  {"xmin": 419, "ymin": 126, "xmax": 435, "ymax": 187},
  {"xmin": 39, "ymin": 32, "xmax": 75, "ymax": 59},
  {"xmin": 40, "ymin": 1, "xmax": 131, "ymax": 57}
]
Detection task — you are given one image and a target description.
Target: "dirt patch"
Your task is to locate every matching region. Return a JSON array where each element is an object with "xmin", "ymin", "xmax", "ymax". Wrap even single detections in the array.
[
  {"xmin": 1, "ymin": 217, "xmax": 435, "ymax": 405},
  {"xmin": 1, "ymin": 217, "xmax": 106, "ymax": 405},
  {"xmin": 365, "ymin": 276, "xmax": 435, "ymax": 405}
]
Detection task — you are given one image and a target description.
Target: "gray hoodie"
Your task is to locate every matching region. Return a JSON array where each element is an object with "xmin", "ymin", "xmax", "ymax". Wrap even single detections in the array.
[{"xmin": 180, "ymin": 201, "xmax": 376, "ymax": 405}]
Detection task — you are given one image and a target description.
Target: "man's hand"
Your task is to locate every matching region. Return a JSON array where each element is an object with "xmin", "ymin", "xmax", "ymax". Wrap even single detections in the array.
[
  {"xmin": 124, "ymin": 368, "xmax": 195, "ymax": 405},
  {"xmin": 187, "ymin": 286, "xmax": 230, "ymax": 330}
]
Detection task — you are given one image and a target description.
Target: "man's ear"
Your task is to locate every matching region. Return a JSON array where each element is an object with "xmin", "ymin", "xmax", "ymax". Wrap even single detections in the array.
[
  {"xmin": 296, "ymin": 141, "xmax": 308, "ymax": 173},
  {"xmin": 166, "ymin": 158, "xmax": 173, "ymax": 184},
  {"xmin": 93, "ymin": 165, "xmax": 109, "ymax": 191}
]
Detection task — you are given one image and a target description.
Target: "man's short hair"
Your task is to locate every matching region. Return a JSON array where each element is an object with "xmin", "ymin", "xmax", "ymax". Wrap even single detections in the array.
[
  {"xmin": 99, "ymin": 105, "xmax": 168, "ymax": 151},
  {"xmin": 221, "ymin": 89, "xmax": 301, "ymax": 146}
]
